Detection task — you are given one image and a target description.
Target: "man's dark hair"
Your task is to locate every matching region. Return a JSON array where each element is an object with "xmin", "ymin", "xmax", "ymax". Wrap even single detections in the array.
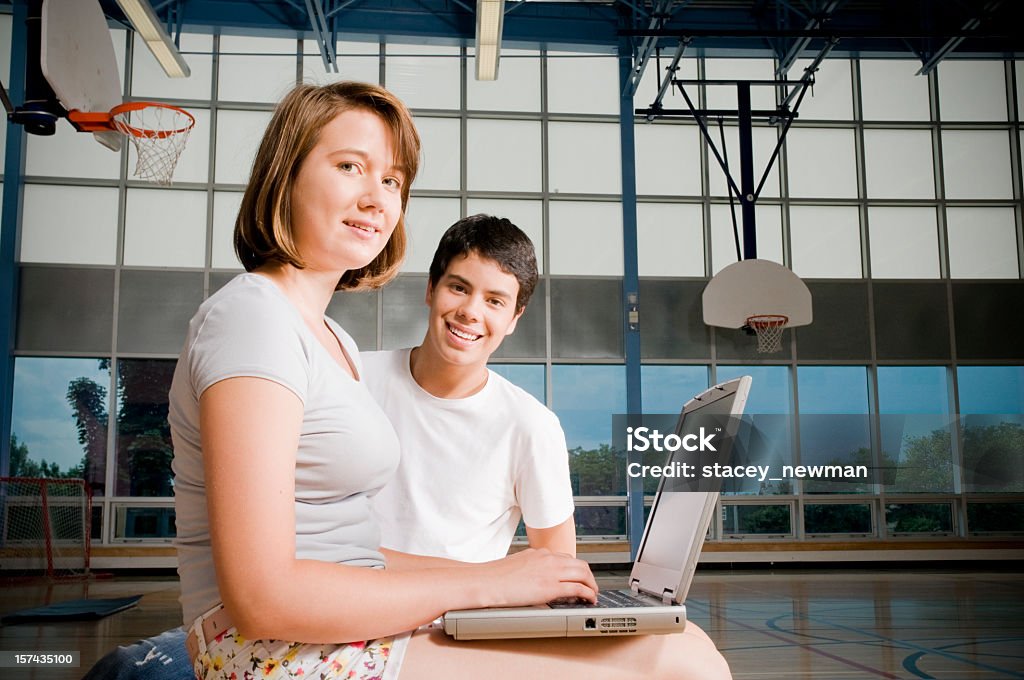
[{"xmin": 428, "ymin": 214, "xmax": 539, "ymax": 312}]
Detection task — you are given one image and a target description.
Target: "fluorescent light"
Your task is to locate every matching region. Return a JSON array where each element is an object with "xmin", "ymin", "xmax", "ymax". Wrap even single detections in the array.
[
  {"xmin": 475, "ymin": 0, "xmax": 505, "ymax": 81},
  {"xmin": 115, "ymin": 0, "xmax": 191, "ymax": 78}
]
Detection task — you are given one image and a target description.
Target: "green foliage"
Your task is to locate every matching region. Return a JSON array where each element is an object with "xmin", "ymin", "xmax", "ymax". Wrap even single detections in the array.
[
  {"xmin": 568, "ymin": 444, "xmax": 626, "ymax": 496},
  {"xmin": 8, "ymin": 434, "xmax": 83, "ymax": 479},
  {"xmin": 962, "ymin": 422, "xmax": 1024, "ymax": 492},
  {"xmin": 727, "ymin": 504, "xmax": 790, "ymax": 534}
]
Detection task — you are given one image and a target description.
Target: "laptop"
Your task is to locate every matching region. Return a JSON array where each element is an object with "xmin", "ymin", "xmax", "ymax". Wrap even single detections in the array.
[{"xmin": 443, "ymin": 376, "xmax": 752, "ymax": 640}]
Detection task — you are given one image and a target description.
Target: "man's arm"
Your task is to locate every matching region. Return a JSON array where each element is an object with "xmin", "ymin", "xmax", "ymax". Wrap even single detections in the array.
[
  {"xmin": 379, "ymin": 548, "xmax": 471, "ymax": 571},
  {"xmin": 525, "ymin": 515, "xmax": 577, "ymax": 556}
]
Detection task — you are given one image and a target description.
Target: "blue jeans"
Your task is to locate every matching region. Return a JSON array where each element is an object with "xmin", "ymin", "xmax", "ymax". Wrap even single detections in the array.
[{"xmin": 81, "ymin": 627, "xmax": 192, "ymax": 680}]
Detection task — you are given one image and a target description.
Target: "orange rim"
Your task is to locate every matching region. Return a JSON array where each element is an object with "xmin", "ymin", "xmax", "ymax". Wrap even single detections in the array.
[
  {"xmin": 110, "ymin": 101, "xmax": 196, "ymax": 139},
  {"xmin": 745, "ymin": 314, "xmax": 789, "ymax": 330}
]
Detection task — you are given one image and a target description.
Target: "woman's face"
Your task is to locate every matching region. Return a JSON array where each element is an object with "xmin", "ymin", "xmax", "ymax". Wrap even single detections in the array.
[{"xmin": 289, "ymin": 109, "xmax": 405, "ymax": 274}]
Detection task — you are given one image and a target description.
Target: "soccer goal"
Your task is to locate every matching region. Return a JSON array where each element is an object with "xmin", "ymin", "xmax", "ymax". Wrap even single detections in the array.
[{"xmin": 0, "ymin": 477, "xmax": 91, "ymax": 580}]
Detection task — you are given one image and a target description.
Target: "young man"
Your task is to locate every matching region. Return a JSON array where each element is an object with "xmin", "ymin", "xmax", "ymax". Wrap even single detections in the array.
[
  {"xmin": 365, "ymin": 213, "xmax": 575, "ymax": 560},
  {"xmin": 82, "ymin": 214, "xmax": 575, "ymax": 679}
]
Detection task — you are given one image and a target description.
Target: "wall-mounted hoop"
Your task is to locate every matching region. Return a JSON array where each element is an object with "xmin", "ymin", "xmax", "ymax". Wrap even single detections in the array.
[{"xmin": 68, "ymin": 102, "xmax": 195, "ymax": 185}]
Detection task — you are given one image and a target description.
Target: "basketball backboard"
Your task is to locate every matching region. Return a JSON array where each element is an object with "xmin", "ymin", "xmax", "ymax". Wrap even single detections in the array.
[
  {"xmin": 40, "ymin": 0, "xmax": 124, "ymax": 151},
  {"xmin": 702, "ymin": 259, "xmax": 813, "ymax": 329}
]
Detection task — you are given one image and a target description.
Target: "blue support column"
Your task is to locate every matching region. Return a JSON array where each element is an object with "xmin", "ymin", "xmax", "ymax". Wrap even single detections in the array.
[
  {"xmin": 618, "ymin": 37, "xmax": 644, "ymax": 559},
  {"xmin": 1, "ymin": 0, "xmax": 29, "ymax": 474}
]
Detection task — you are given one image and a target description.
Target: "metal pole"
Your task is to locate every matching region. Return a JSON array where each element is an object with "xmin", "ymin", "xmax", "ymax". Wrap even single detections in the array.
[{"xmin": 737, "ymin": 81, "xmax": 757, "ymax": 259}]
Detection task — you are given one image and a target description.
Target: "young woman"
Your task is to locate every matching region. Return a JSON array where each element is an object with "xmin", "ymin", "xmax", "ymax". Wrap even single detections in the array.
[{"xmin": 168, "ymin": 81, "xmax": 598, "ymax": 680}]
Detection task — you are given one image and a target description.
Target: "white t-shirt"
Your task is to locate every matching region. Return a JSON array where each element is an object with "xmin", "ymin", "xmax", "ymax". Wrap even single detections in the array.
[
  {"xmin": 169, "ymin": 274, "xmax": 400, "ymax": 625},
  {"xmin": 362, "ymin": 348, "xmax": 574, "ymax": 562}
]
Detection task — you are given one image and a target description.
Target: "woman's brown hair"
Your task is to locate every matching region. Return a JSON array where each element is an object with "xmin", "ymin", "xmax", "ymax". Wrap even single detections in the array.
[{"xmin": 234, "ymin": 81, "xmax": 420, "ymax": 290}]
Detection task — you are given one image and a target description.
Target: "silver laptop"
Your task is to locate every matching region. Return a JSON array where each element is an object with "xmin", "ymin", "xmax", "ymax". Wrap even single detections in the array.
[{"xmin": 443, "ymin": 376, "xmax": 752, "ymax": 640}]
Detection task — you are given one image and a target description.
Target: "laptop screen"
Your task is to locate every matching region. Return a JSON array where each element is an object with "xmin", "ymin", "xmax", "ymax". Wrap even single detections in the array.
[{"xmin": 634, "ymin": 387, "xmax": 740, "ymax": 573}]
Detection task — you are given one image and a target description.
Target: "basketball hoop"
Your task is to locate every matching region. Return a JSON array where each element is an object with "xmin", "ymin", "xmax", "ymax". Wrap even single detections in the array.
[
  {"xmin": 68, "ymin": 102, "xmax": 195, "ymax": 185},
  {"xmin": 745, "ymin": 314, "xmax": 789, "ymax": 353}
]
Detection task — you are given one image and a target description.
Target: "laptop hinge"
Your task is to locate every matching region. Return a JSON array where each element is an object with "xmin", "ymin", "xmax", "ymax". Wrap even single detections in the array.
[
  {"xmin": 629, "ymin": 578, "xmax": 641, "ymax": 595},
  {"xmin": 662, "ymin": 589, "xmax": 675, "ymax": 606}
]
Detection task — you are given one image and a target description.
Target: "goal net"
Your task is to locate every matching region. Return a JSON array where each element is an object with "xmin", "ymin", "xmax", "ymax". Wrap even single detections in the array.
[{"xmin": 0, "ymin": 477, "xmax": 91, "ymax": 580}]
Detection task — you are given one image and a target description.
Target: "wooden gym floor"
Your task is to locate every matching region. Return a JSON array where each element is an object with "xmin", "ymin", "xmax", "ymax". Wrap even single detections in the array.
[{"xmin": 0, "ymin": 568, "xmax": 1022, "ymax": 679}]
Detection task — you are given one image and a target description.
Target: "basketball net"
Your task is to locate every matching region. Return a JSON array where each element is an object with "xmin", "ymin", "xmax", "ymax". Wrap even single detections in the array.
[
  {"xmin": 112, "ymin": 104, "xmax": 195, "ymax": 186},
  {"xmin": 746, "ymin": 315, "xmax": 788, "ymax": 353}
]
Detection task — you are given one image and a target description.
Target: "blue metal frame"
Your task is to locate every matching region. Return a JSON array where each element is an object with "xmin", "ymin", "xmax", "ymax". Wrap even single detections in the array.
[
  {"xmin": 1, "ymin": 0, "xmax": 29, "ymax": 475},
  {"xmin": 618, "ymin": 34, "xmax": 644, "ymax": 559}
]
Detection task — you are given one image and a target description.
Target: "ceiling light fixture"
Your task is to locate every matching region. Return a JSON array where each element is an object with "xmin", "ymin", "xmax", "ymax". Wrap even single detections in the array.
[
  {"xmin": 115, "ymin": 0, "xmax": 191, "ymax": 78},
  {"xmin": 475, "ymin": 0, "xmax": 505, "ymax": 81}
]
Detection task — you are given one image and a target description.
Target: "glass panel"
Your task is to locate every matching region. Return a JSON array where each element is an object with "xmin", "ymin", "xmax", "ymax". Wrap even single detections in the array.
[
  {"xmin": 11, "ymin": 358, "xmax": 110, "ymax": 494},
  {"xmin": 467, "ymin": 48, "xmax": 540, "ymax": 112},
  {"xmin": 575, "ymin": 506, "xmax": 626, "ymax": 538},
  {"xmin": 868, "ymin": 207, "xmax": 940, "ymax": 279},
  {"xmin": 637, "ymin": 203, "xmax": 704, "ymax": 277},
  {"xmin": 113, "ymin": 506, "xmax": 176, "ymax": 539},
  {"xmin": 211, "ymin": 191, "xmax": 244, "ymax": 269},
  {"xmin": 16, "ymin": 268, "xmax": 115, "ymax": 353},
  {"xmin": 117, "ymin": 271, "xmax": 204, "ymax": 354},
  {"xmin": 385, "ymin": 43, "xmax": 460, "ymax": 110},
  {"xmin": 938, "ymin": 61, "xmax": 1008, "ymax": 122},
  {"xmin": 25, "ymin": 123, "xmax": 121, "ymax": 179},
  {"xmin": 380, "ymin": 275, "xmax": 429, "ymax": 351},
  {"xmin": 793, "ymin": 58, "xmax": 852, "ymax": 120},
  {"xmin": 550, "ymin": 279, "xmax": 622, "ymax": 359},
  {"xmin": 640, "ymin": 365, "xmax": 709, "ymax": 414},
  {"xmin": 546, "ymin": 51, "xmax": 618, "ymax": 115},
  {"xmin": 859, "ymin": 59, "xmax": 931, "ymax": 121},
  {"xmin": 20, "ymin": 185, "xmax": 118, "ymax": 265},
  {"xmin": 218, "ymin": 36, "xmax": 297, "ymax": 103},
  {"xmin": 789, "ymin": 205, "xmax": 862, "ymax": 278},
  {"xmin": 403, "ymin": 197, "xmax": 461, "ymax": 273},
  {"xmin": 548, "ymin": 201, "xmax": 622, "ymax": 275},
  {"xmin": 0, "ymin": 14, "xmax": 10, "ymax": 80},
  {"xmin": 215, "ymin": 110, "xmax": 274, "ymax": 185},
  {"xmin": 488, "ymin": 364, "xmax": 545, "ymax": 403},
  {"xmin": 722, "ymin": 504, "xmax": 792, "ymax": 535},
  {"xmin": 957, "ymin": 366, "xmax": 1024, "ymax": 493},
  {"xmin": 716, "ymin": 365, "xmax": 793, "ymax": 496},
  {"xmin": 638, "ymin": 280, "xmax": 711, "ymax": 360},
  {"xmin": 634, "ymin": 123, "xmax": 702, "ymax": 197},
  {"xmin": 804, "ymin": 503, "xmax": 872, "ymax": 535},
  {"xmin": 967, "ymin": 502, "xmax": 1024, "ymax": 533},
  {"xmin": 877, "ymin": 367, "xmax": 954, "ymax": 493},
  {"xmin": 707, "ymin": 125, "xmax": 781, "ymax": 199},
  {"xmin": 303, "ymin": 40, "xmax": 379, "ymax": 85},
  {"xmin": 798, "ymin": 282, "xmax": 871, "ymax": 360},
  {"xmin": 885, "ymin": 503, "xmax": 953, "ymax": 534},
  {"xmin": 131, "ymin": 32, "xmax": 213, "ymax": 100},
  {"xmin": 553, "ymin": 365, "xmax": 626, "ymax": 496},
  {"xmin": 465, "ymin": 199, "xmax": 544, "ymax": 272},
  {"xmin": 710, "ymin": 203, "xmax": 783, "ymax": 274},
  {"xmin": 123, "ymin": 189, "xmax": 207, "ymax": 267},
  {"xmin": 115, "ymin": 359, "xmax": 176, "ymax": 497},
  {"xmin": 947, "ymin": 208, "xmax": 1019, "ymax": 278},
  {"xmin": 942, "ymin": 130, "xmax": 1014, "ymax": 199},
  {"xmin": 466, "ymin": 119, "xmax": 542, "ymax": 192},
  {"xmin": 548, "ymin": 122, "xmax": 621, "ymax": 195},
  {"xmin": 703, "ymin": 59, "xmax": 777, "ymax": 111},
  {"xmin": 863, "ymin": 129, "xmax": 935, "ymax": 199},
  {"xmin": 786, "ymin": 127, "xmax": 858, "ymax": 198},
  {"xmin": 798, "ymin": 366, "xmax": 872, "ymax": 494},
  {"xmin": 872, "ymin": 282, "xmax": 950, "ymax": 360},
  {"xmin": 414, "ymin": 117, "xmax": 461, "ymax": 191}
]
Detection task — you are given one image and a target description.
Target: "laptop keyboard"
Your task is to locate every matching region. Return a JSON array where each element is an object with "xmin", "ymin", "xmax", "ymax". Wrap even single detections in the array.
[{"xmin": 547, "ymin": 589, "xmax": 653, "ymax": 609}]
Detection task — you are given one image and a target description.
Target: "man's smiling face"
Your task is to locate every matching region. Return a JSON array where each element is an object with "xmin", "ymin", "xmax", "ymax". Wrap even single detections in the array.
[{"xmin": 423, "ymin": 251, "xmax": 523, "ymax": 369}]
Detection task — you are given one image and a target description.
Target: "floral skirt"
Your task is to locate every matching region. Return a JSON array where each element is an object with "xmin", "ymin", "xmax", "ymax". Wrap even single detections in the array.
[{"xmin": 193, "ymin": 628, "xmax": 394, "ymax": 680}]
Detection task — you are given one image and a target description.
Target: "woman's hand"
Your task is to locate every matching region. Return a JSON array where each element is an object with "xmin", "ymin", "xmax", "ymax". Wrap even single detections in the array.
[{"xmin": 475, "ymin": 548, "xmax": 599, "ymax": 608}]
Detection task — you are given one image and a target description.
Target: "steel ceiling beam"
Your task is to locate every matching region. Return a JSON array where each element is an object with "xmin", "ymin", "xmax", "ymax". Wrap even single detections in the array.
[
  {"xmin": 622, "ymin": 0, "xmax": 690, "ymax": 98},
  {"xmin": 776, "ymin": 0, "xmax": 843, "ymax": 77},
  {"xmin": 304, "ymin": 0, "xmax": 338, "ymax": 71},
  {"xmin": 916, "ymin": 0, "xmax": 1003, "ymax": 75}
]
